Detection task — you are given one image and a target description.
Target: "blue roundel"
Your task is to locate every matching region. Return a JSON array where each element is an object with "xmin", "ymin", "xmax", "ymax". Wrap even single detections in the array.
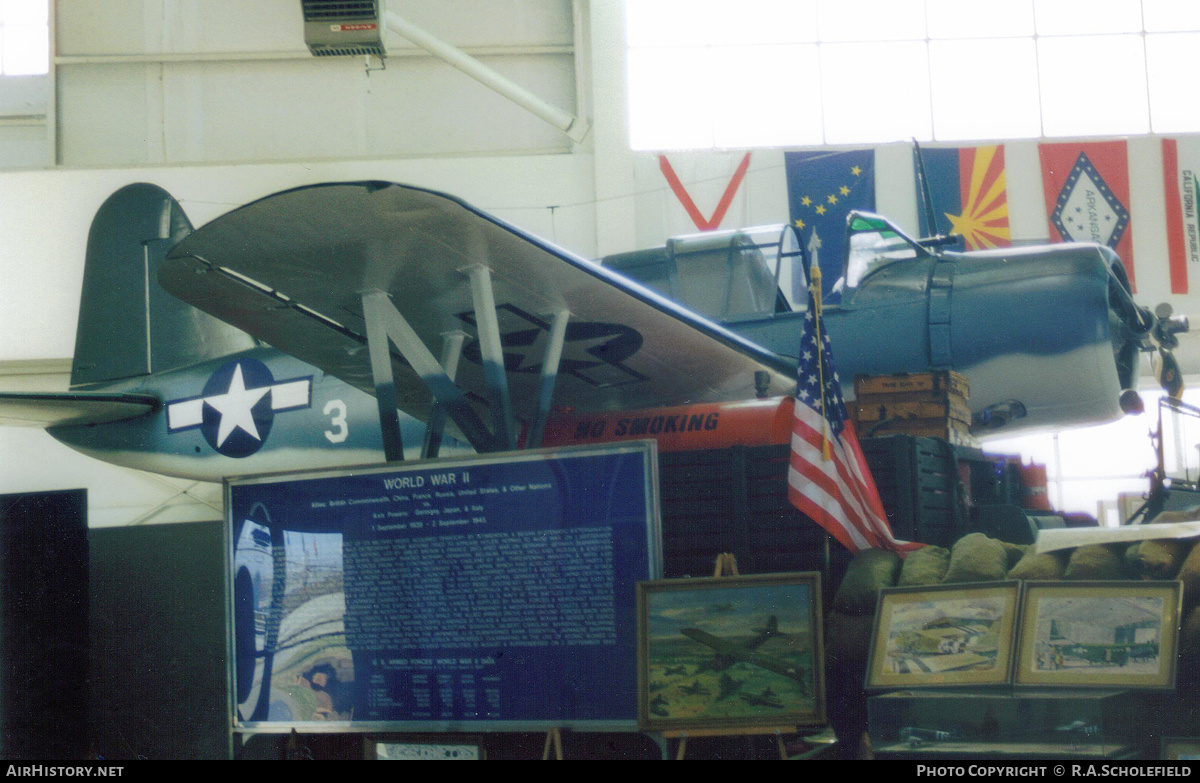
[{"xmin": 200, "ymin": 358, "xmax": 277, "ymax": 458}]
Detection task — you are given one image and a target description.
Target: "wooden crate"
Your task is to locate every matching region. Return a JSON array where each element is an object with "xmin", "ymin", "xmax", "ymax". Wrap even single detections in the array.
[
  {"xmin": 853, "ymin": 398, "xmax": 972, "ymax": 426},
  {"xmin": 854, "ymin": 370, "xmax": 970, "ymax": 401},
  {"xmin": 854, "ymin": 417, "xmax": 977, "ymax": 448},
  {"xmin": 852, "ymin": 370, "xmax": 974, "ymax": 446}
]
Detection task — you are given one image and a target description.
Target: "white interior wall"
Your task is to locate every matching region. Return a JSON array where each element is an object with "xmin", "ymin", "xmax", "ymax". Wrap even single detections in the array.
[
  {"xmin": 50, "ymin": 0, "xmax": 582, "ymax": 166},
  {"xmin": 3, "ymin": 0, "xmax": 1200, "ymax": 527}
]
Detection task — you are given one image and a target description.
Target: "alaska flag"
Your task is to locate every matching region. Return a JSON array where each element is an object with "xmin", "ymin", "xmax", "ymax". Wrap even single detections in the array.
[
  {"xmin": 916, "ymin": 145, "xmax": 1011, "ymax": 250},
  {"xmin": 785, "ymin": 149, "xmax": 875, "ymax": 298}
]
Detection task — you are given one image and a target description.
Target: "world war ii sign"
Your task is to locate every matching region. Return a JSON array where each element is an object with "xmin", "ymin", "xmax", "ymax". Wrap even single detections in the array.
[{"xmin": 227, "ymin": 441, "xmax": 661, "ymax": 731}]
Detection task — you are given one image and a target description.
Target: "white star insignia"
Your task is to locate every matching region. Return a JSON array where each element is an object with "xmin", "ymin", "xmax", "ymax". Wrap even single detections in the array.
[{"xmin": 205, "ymin": 364, "xmax": 270, "ymax": 446}]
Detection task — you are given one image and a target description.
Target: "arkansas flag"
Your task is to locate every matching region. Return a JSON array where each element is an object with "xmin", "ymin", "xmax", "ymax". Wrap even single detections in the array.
[
  {"xmin": 1162, "ymin": 138, "xmax": 1200, "ymax": 294},
  {"xmin": 786, "ymin": 265, "xmax": 921, "ymax": 555},
  {"xmin": 916, "ymin": 145, "xmax": 1011, "ymax": 249},
  {"xmin": 1039, "ymin": 140, "xmax": 1136, "ymax": 291}
]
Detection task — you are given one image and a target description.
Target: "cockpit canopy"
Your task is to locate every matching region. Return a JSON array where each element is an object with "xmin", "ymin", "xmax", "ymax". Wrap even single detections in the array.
[
  {"xmin": 601, "ymin": 212, "xmax": 927, "ymax": 321},
  {"xmin": 837, "ymin": 213, "xmax": 927, "ymax": 292},
  {"xmin": 602, "ymin": 224, "xmax": 801, "ymax": 321}
]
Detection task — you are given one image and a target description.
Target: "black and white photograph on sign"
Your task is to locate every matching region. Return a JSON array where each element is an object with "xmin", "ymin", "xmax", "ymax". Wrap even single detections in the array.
[{"xmin": 233, "ymin": 503, "xmax": 354, "ymax": 723}]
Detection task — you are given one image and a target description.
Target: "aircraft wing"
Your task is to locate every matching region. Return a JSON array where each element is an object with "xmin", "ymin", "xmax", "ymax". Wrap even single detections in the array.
[
  {"xmin": 158, "ymin": 182, "xmax": 798, "ymax": 448},
  {"xmin": 0, "ymin": 391, "xmax": 159, "ymax": 427},
  {"xmin": 681, "ymin": 627, "xmax": 746, "ymax": 660},
  {"xmin": 681, "ymin": 627, "xmax": 805, "ymax": 682}
]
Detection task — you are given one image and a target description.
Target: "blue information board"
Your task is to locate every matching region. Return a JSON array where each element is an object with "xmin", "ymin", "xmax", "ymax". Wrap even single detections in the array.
[{"xmin": 227, "ymin": 442, "xmax": 661, "ymax": 731}]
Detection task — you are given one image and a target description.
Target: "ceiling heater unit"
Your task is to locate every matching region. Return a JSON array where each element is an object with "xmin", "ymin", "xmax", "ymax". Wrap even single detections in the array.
[{"xmin": 302, "ymin": 0, "xmax": 387, "ymax": 57}]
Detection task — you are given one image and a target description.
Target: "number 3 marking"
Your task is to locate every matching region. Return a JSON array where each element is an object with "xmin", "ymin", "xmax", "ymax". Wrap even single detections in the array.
[{"xmin": 324, "ymin": 400, "xmax": 348, "ymax": 443}]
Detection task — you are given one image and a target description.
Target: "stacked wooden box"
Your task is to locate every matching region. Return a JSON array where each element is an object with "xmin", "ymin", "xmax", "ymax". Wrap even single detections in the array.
[{"xmin": 850, "ymin": 371, "xmax": 975, "ymax": 447}]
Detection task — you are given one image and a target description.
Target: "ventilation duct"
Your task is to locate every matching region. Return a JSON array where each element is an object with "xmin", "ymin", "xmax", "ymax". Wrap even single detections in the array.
[{"xmin": 302, "ymin": 0, "xmax": 386, "ymax": 57}]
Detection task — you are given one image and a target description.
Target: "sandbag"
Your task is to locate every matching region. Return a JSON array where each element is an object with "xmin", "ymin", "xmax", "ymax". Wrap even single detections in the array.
[
  {"xmin": 824, "ymin": 610, "xmax": 878, "ymax": 752},
  {"xmin": 1176, "ymin": 541, "xmax": 1200, "ymax": 613},
  {"xmin": 832, "ymin": 548, "xmax": 901, "ymax": 615},
  {"xmin": 825, "ymin": 610, "xmax": 877, "ymax": 671},
  {"xmin": 1134, "ymin": 538, "xmax": 1195, "ymax": 580},
  {"xmin": 943, "ymin": 533, "xmax": 1009, "ymax": 583},
  {"xmin": 1000, "ymin": 541, "xmax": 1030, "ymax": 570},
  {"xmin": 1007, "ymin": 548, "xmax": 1068, "ymax": 581},
  {"xmin": 1064, "ymin": 544, "xmax": 1126, "ymax": 580},
  {"xmin": 898, "ymin": 545, "xmax": 951, "ymax": 586}
]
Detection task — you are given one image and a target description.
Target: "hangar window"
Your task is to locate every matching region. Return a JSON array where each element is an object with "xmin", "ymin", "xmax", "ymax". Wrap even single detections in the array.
[
  {"xmin": 986, "ymin": 386, "xmax": 1200, "ymax": 525},
  {"xmin": 626, "ymin": 0, "xmax": 1200, "ymax": 149},
  {"xmin": 0, "ymin": 0, "xmax": 48, "ymax": 76}
]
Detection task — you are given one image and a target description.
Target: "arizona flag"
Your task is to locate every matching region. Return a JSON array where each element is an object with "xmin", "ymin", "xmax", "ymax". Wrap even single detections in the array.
[
  {"xmin": 1039, "ymin": 140, "xmax": 1136, "ymax": 291},
  {"xmin": 786, "ymin": 264, "xmax": 921, "ymax": 556},
  {"xmin": 1162, "ymin": 138, "xmax": 1200, "ymax": 294},
  {"xmin": 916, "ymin": 145, "xmax": 1011, "ymax": 249}
]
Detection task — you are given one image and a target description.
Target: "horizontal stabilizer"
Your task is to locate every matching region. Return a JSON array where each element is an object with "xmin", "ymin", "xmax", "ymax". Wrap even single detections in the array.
[{"xmin": 0, "ymin": 391, "xmax": 159, "ymax": 428}]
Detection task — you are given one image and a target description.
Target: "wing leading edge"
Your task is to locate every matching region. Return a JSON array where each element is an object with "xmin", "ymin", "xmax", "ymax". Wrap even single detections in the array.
[{"xmin": 158, "ymin": 181, "xmax": 798, "ymax": 449}]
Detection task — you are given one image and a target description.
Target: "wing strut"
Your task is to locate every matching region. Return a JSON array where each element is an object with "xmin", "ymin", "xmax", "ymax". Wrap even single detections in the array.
[
  {"xmin": 421, "ymin": 330, "xmax": 467, "ymax": 459},
  {"xmin": 363, "ymin": 270, "xmax": 572, "ymax": 457},
  {"xmin": 362, "ymin": 289, "xmax": 495, "ymax": 458},
  {"xmin": 464, "ymin": 265, "xmax": 517, "ymax": 450},
  {"xmin": 525, "ymin": 308, "xmax": 570, "ymax": 449}
]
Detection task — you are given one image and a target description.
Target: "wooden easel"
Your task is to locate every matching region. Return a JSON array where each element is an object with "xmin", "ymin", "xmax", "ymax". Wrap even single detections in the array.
[
  {"xmin": 666, "ymin": 553, "xmax": 796, "ymax": 760},
  {"xmin": 712, "ymin": 551, "xmax": 739, "ymax": 577},
  {"xmin": 542, "ymin": 727, "xmax": 564, "ymax": 760}
]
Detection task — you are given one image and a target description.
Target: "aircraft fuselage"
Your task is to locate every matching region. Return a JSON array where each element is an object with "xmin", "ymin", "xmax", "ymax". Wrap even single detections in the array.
[{"xmin": 48, "ymin": 347, "xmax": 441, "ymax": 482}]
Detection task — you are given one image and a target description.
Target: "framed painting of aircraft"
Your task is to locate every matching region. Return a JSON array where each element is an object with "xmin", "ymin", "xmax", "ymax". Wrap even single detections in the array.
[
  {"xmin": 1013, "ymin": 581, "xmax": 1181, "ymax": 690},
  {"xmin": 866, "ymin": 581, "xmax": 1021, "ymax": 691},
  {"xmin": 636, "ymin": 572, "xmax": 825, "ymax": 733}
]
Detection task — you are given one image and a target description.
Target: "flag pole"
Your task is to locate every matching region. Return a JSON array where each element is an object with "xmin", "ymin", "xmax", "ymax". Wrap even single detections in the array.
[{"xmin": 809, "ymin": 261, "xmax": 833, "ymax": 461}]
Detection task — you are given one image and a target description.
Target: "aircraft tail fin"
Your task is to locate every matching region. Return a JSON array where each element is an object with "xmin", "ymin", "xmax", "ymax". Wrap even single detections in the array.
[
  {"xmin": 70, "ymin": 183, "xmax": 255, "ymax": 389},
  {"xmin": 753, "ymin": 615, "xmax": 788, "ymax": 642}
]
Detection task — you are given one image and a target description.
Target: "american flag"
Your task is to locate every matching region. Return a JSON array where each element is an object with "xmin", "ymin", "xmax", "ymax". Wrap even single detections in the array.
[{"xmin": 786, "ymin": 275, "xmax": 921, "ymax": 555}]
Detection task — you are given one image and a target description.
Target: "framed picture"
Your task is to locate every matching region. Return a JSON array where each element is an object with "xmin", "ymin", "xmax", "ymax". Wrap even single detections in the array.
[
  {"xmin": 866, "ymin": 581, "xmax": 1021, "ymax": 690},
  {"xmin": 636, "ymin": 572, "xmax": 824, "ymax": 733},
  {"xmin": 1014, "ymin": 581, "xmax": 1182, "ymax": 689},
  {"xmin": 1161, "ymin": 737, "xmax": 1200, "ymax": 761}
]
